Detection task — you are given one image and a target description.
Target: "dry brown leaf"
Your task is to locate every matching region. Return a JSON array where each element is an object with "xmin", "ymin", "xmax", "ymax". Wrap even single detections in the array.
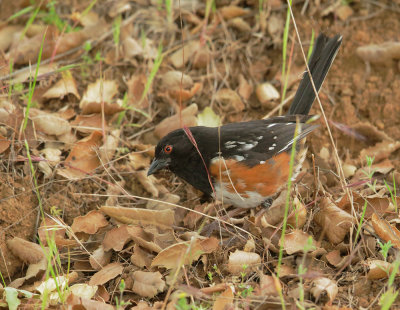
[
  {"xmin": 169, "ymin": 41, "xmax": 200, "ymax": 68},
  {"xmin": 127, "ymin": 74, "xmax": 148, "ymax": 108},
  {"xmin": 89, "ymin": 262, "xmax": 123, "ymax": 286},
  {"xmin": 90, "ymin": 246, "xmax": 112, "ymax": 270},
  {"xmin": 219, "ymin": 6, "xmax": 248, "ymax": 20},
  {"xmin": 71, "ymin": 210, "xmax": 108, "ymax": 234},
  {"xmin": 314, "ymin": 198, "xmax": 354, "ymax": 244},
  {"xmin": 371, "ymin": 213, "xmax": 400, "ymax": 249},
  {"xmin": 311, "ymin": 277, "xmax": 338, "ymax": 303},
  {"xmin": 238, "ymin": 74, "xmax": 253, "ymax": 100},
  {"xmin": 335, "ymin": 4, "xmax": 354, "ymax": 21},
  {"xmin": 80, "ymin": 79, "xmax": 124, "ymax": 115},
  {"xmin": 100, "ymin": 206, "xmax": 175, "ymax": 229},
  {"xmin": 70, "ymin": 113, "xmax": 105, "ymax": 134},
  {"xmin": 227, "ymin": 250, "xmax": 261, "ymax": 274},
  {"xmin": 212, "ymin": 286, "xmax": 234, "ymax": 310},
  {"xmin": 131, "ymin": 271, "xmax": 165, "ymax": 298},
  {"xmin": 127, "ymin": 226, "xmax": 163, "ymax": 253},
  {"xmin": 151, "ymin": 237, "xmax": 219, "ymax": 269},
  {"xmin": 281, "ymin": 230, "xmax": 318, "ymax": 255},
  {"xmin": 38, "ymin": 218, "xmax": 77, "ymax": 248},
  {"xmin": 31, "ymin": 113, "xmax": 71, "ymax": 136},
  {"xmin": 102, "ymin": 225, "xmax": 132, "ymax": 252},
  {"xmin": 287, "ymin": 197, "xmax": 307, "ymax": 229},
  {"xmin": 215, "ymin": 88, "xmax": 245, "ymax": 113},
  {"xmin": 360, "ymin": 140, "xmax": 400, "ymax": 162},
  {"xmin": 7, "ymin": 237, "xmax": 45, "ymax": 264},
  {"xmin": 154, "ymin": 103, "xmax": 198, "ymax": 139},
  {"xmin": 129, "ymin": 152, "xmax": 151, "ymax": 170},
  {"xmin": 66, "ymin": 292, "xmax": 114, "ymax": 310},
  {"xmin": 43, "ymin": 71, "xmax": 80, "ymax": 99},
  {"xmin": 357, "ymin": 42, "xmax": 400, "ymax": 65},
  {"xmin": 0, "ymin": 25, "xmax": 23, "ymax": 51},
  {"xmin": 135, "ymin": 171, "xmax": 160, "ymax": 197},
  {"xmin": 131, "ymin": 245, "xmax": 154, "ymax": 268},
  {"xmin": 59, "ymin": 130, "xmax": 103, "ymax": 179},
  {"xmin": 257, "ymin": 274, "xmax": 280, "ymax": 296},
  {"xmin": 0, "ymin": 134, "xmax": 10, "ymax": 154},
  {"xmin": 228, "ymin": 17, "xmax": 251, "ymax": 33},
  {"xmin": 366, "ymin": 259, "xmax": 398, "ymax": 280},
  {"xmin": 161, "ymin": 71, "xmax": 193, "ymax": 91},
  {"xmin": 169, "ymin": 82, "xmax": 202, "ymax": 102}
]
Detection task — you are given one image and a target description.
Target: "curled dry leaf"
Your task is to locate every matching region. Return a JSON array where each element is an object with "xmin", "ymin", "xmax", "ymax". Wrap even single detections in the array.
[
  {"xmin": 219, "ymin": 5, "xmax": 248, "ymax": 20},
  {"xmin": 70, "ymin": 113, "xmax": 105, "ymax": 134},
  {"xmin": 80, "ymin": 79, "xmax": 124, "ymax": 115},
  {"xmin": 366, "ymin": 259, "xmax": 398, "ymax": 280},
  {"xmin": 100, "ymin": 206, "xmax": 174, "ymax": 229},
  {"xmin": 41, "ymin": 148, "xmax": 62, "ymax": 164},
  {"xmin": 43, "ymin": 70, "xmax": 80, "ymax": 99},
  {"xmin": 357, "ymin": 42, "xmax": 400, "ymax": 65},
  {"xmin": 89, "ymin": 262, "xmax": 123, "ymax": 286},
  {"xmin": 90, "ymin": 246, "xmax": 112, "ymax": 270},
  {"xmin": 227, "ymin": 250, "xmax": 261, "ymax": 274},
  {"xmin": 371, "ymin": 213, "xmax": 400, "ymax": 249},
  {"xmin": 228, "ymin": 17, "xmax": 252, "ymax": 33},
  {"xmin": 311, "ymin": 277, "xmax": 338, "ymax": 303},
  {"xmin": 359, "ymin": 140, "xmax": 400, "ymax": 162},
  {"xmin": 151, "ymin": 237, "xmax": 219, "ymax": 269},
  {"xmin": 281, "ymin": 230, "xmax": 318, "ymax": 255},
  {"xmin": 71, "ymin": 210, "xmax": 108, "ymax": 234},
  {"xmin": 31, "ymin": 113, "xmax": 71, "ymax": 136},
  {"xmin": 131, "ymin": 271, "xmax": 165, "ymax": 298},
  {"xmin": 154, "ymin": 103, "xmax": 198, "ymax": 139},
  {"xmin": 7, "ymin": 237, "xmax": 45, "ymax": 264},
  {"xmin": 215, "ymin": 88, "xmax": 245, "ymax": 113},
  {"xmin": 59, "ymin": 130, "xmax": 103, "ymax": 179},
  {"xmin": 169, "ymin": 82, "xmax": 202, "ymax": 102},
  {"xmin": 314, "ymin": 198, "xmax": 354, "ymax": 244},
  {"xmin": 213, "ymin": 286, "xmax": 234, "ymax": 310},
  {"xmin": 256, "ymin": 82, "xmax": 280, "ymax": 109},
  {"xmin": 238, "ymin": 74, "xmax": 253, "ymax": 101}
]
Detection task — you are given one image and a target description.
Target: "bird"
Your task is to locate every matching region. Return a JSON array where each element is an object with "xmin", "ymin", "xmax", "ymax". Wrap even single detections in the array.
[{"xmin": 148, "ymin": 33, "xmax": 342, "ymax": 209}]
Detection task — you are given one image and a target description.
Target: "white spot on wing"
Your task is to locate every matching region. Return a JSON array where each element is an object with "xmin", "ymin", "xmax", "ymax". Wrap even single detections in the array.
[
  {"xmin": 272, "ymin": 143, "xmax": 276, "ymax": 146},
  {"xmin": 233, "ymin": 155, "xmax": 245, "ymax": 161},
  {"xmin": 269, "ymin": 147, "xmax": 275, "ymax": 151},
  {"xmin": 260, "ymin": 161, "xmax": 265, "ymax": 164},
  {"xmin": 273, "ymin": 136, "xmax": 277, "ymax": 139},
  {"xmin": 267, "ymin": 123, "xmax": 276, "ymax": 128},
  {"xmin": 257, "ymin": 136, "xmax": 263, "ymax": 140},
  {"xmin": 239, "ymin": 141, "xmax": 258, "ymax": 151}
]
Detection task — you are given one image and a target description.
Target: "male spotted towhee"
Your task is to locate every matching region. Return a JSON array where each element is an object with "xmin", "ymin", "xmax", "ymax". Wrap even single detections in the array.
[{"xmin": 148, "ymin": 34, "xmax": 342, "ymax": 208}]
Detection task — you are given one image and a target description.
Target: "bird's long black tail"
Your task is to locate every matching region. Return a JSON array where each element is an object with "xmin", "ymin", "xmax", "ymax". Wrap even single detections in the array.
[{"xmin": 287, "ymin": 34, "xmax": 342, "ymax": 116}]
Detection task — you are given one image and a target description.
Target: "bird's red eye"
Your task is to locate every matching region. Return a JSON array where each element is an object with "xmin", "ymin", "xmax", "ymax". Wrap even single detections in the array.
[{"xmin": 164, "ymin": 145, "xmax": 173, "ymax": 154}]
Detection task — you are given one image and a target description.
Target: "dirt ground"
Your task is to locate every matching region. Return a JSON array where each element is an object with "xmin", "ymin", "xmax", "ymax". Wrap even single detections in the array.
[{"xmin": 0, "ymin": 0, "xmax": 399, "ymax": 308}]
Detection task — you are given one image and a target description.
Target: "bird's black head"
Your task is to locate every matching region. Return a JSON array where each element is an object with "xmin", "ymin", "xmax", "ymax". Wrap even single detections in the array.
[
  {"xmin": 147, "ymin": 128, "xmax": 193, "ymax": 176},
  {"xmin": 147, "ymin": 126, "xmax": 216, "ymax": 195}
]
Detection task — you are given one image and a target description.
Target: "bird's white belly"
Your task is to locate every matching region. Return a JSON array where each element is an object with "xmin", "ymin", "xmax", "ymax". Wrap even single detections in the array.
[{"xmin": 212, "ymin": 182, "xmax": 269, "ymax": 209}]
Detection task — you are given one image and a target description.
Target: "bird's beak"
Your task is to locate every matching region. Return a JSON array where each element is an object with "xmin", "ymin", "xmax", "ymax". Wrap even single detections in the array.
[{"xmin": 147, "ymin": 158, "xmax": 169, "ymax": 176}]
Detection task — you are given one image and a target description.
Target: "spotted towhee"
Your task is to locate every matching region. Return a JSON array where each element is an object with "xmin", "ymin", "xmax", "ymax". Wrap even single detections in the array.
[{"xmin": 148, "ymin": 34, "xmax": 342, "ymax": 208}]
